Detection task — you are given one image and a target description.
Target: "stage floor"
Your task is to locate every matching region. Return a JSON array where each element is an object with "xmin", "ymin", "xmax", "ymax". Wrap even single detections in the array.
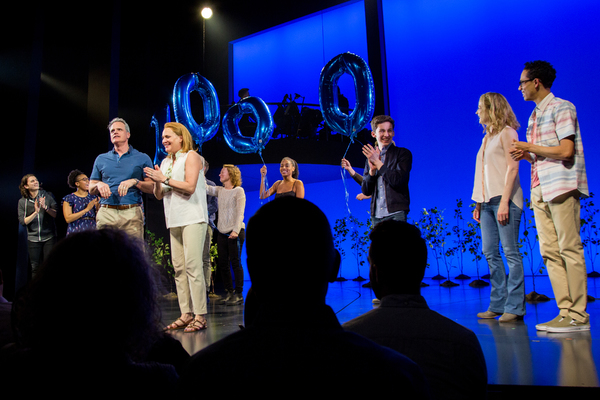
[{"xmin": 161, "ymin": 275, "xmax": 600, "ymax": 393}]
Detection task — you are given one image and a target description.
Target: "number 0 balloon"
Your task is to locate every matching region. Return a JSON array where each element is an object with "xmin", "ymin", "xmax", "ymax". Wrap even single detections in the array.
[
  {"xmin": 318, "ymin": 52, "xmax": 375, "ymax": 141},
  {"xmin": 222, "ymin": 96, "xmax": 274, "ymax": 155},
  {"xmin": 172, "ymin": 73, "xmax": 220, "ymax": 149}
]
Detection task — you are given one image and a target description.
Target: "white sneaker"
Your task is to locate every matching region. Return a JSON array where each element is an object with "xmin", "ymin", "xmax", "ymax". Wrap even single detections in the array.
[
  {"xmin": 535, "ymin": 315, "xmax": 563, "ymax": 331},
  {"xmin": 546, "ymin": 317, "xmax": 590, "ymax": 333}
]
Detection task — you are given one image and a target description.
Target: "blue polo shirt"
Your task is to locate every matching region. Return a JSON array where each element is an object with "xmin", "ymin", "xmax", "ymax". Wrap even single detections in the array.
[{"xmin": 90, "ymin": 145, "xmax": 153, "ymax": 206}]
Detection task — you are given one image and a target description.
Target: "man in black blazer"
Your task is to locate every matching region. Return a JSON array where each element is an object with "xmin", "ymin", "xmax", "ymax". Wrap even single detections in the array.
[{"xmin": 361, "ymin": 115, "xmax": 412, "ymax": 226}]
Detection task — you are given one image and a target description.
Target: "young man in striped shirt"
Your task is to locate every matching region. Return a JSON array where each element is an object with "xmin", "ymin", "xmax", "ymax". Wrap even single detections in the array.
[{"xmin": 510, "ymin": 60, "xmax": 590, "ymax": 333}]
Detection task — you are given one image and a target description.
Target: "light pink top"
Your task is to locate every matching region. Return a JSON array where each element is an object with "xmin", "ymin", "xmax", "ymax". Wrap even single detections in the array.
[{"xmin": 472, "ymin": 127, "xmax": 523, "ymax": 210}]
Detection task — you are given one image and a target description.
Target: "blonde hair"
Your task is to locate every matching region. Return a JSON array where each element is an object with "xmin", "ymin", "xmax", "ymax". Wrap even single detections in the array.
[
  {"xmin": 164, "ymin": 122, "xmax": 195, "ymax": 157},
  {"xmin": 479, "ymin": 93, "xmax": 520, "ymax": 136},
  {"xmin": 223, "ymin": 164, "xmax": 242, "ymax": 187},
  {"xmin": 281, "ymin": 157, "xmax": 299, "ymax": 179}
]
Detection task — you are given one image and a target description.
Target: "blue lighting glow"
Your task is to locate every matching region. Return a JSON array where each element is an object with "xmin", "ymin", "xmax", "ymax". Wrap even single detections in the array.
[{"xmin": 230, "ymin": 0, "xmax": 600, "ymax": 277}]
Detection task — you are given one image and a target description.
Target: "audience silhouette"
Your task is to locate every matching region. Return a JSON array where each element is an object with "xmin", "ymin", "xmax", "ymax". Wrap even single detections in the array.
[
  {"xmin": 0, "ymin": 229, "xmax": 187, "ymax": 396},
  {"xmin": 177, "ymin": 197, "xmax": 430, "ymax": 397},
  {"xmin": 343, "ymin": 220, "xmax": 488, "ymax": 399}
]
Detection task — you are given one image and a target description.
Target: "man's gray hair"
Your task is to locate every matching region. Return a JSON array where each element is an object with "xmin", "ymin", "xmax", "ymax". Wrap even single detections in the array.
[{"xmin": 107, "ymin": 117, "xmax": 130, "ymax": 133}]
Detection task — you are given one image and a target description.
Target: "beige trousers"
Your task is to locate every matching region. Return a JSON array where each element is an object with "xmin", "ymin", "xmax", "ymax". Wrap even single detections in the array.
[
  {"xmin": 170, "ymin": 222, "xmax": 207, "ymax": 315},
  {"xmin": 531, "ymin": 186, "xmax": 588, "ymax": 322},
  {"xmin": 96, "ymin": 205, "xmax": 144, "ymax": 240}
]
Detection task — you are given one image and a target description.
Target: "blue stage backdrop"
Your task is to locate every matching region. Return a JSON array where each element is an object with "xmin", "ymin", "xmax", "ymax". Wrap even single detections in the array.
[
  {"xmin": 229, "ymin": 0, "xmax": 368, "ymax": 118},
  {"xmin": 229, "ymin": 0, "xmax": 600, "ymax": 279}
]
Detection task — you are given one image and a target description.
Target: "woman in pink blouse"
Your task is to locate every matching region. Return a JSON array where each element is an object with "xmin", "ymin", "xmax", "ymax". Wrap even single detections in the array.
[{"xmin": 472, "ymin": 92, "xmax": 525, "ymax": 322}]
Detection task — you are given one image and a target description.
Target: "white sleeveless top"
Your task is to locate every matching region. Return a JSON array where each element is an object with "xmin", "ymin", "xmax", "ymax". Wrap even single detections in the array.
[{"xmin": 160, "ymin": 151, "xmax": 208, "ymax": 228}]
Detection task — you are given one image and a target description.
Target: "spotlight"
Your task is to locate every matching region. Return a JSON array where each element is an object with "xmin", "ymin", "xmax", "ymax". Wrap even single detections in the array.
[{"xmin": 201, "ymin": 7, "xmax": 213, "ymax": 19}]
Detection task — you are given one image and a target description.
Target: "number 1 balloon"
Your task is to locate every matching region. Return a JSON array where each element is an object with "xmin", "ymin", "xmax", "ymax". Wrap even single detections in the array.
[{"xmin": 150, "ymin": 104, "xmax": 171, "ymax": 165}]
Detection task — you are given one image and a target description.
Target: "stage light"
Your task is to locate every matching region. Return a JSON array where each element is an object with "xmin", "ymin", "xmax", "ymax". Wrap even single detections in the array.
[
  {"xmin": 201, "ymin": 7, "xmax": 212, "ymax": 19},
  {"xmin": 200, "ymin": 7, "xmax": 213, "ymax": 74}
]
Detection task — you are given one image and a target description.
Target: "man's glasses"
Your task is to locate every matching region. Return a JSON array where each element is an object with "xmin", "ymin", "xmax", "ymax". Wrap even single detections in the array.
[{"xmin": 519, "ymin": 78, "xmax": 534, "ymax": 87}]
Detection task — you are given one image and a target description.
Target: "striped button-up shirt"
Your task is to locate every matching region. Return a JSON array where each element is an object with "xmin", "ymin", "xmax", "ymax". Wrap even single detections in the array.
[{"xmin": 526, "ymin": 93, "xmax": 589, "ymax": 202}]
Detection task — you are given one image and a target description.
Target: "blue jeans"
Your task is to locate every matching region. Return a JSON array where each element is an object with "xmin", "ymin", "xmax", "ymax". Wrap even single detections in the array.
[
  {"xmin": 372, "ymin": 211, "xmax": 407, "ymax": 228},
  {"xmin": 480, "ymin": 197, "xmax": 525, "ymax": 316}
]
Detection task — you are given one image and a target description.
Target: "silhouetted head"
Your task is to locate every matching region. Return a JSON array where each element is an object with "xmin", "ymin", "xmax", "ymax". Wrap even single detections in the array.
[
  {"xmin": 17, "ymin": 229, "xmax": 162, "ymax": 360},
  {"xmin": 369, "ymin": 220, "xmax": 427, "ymax": 298},
  {"xmin": 245, "ymin": 197, "xmax": 340, "ymax": 306},
  {"xmin": 238, "ymin": 88, "xmax": 250, "ymax": 99}
]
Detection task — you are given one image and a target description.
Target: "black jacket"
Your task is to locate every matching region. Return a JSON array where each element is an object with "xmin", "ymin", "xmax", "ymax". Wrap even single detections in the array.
[{"xmin": 361, "ymin": 143, "xmax": 412, "ymax": 215}]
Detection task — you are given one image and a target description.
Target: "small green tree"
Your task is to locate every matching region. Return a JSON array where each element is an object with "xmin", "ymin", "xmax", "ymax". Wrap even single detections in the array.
[
  {"xmin": 451, "ymin": 199, "xmax": 471, "ymax": 280},
  {"xmin": 333, "ymin": 217, "xmax": 350, "ymax": 281},
  {"xmin": 466, "ymin": 203, "xmax": 488, "ymax": 287},
  {"xmin": 145, "ymin": 229, "xmax": 175, "ymax": 294},
  {"xmin": 519, "ymin": 199, "xmax": 549, "ymax": 302},
  {"xmin": 207, "ymin": 240, "xmax": 218, "ymax": 295},
  {"xmin": 415, "ymin": 207, "xmax": 456, "ymax": 286},
  {"xmin": 349, "ymin": 215, "xmax": 371, "ymax": 281},
  {"xmin": 581, "ymin": 193, "xmax": 599, "ymax": 277}
]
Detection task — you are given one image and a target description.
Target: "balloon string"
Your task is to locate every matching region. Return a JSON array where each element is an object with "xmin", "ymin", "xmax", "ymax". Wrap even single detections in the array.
[
  {"xmin": 341, "ymin": 136, "xmax": 366, "ymax": 223},
  {"xmin": 342, "ymin": 139, "xmax": 352, "ymax": 160},
  {"xmin": 341, "ymin": 136, "xmax": 365, "ymax": 159},
  {"xmin": 259, "ymin": 152, "xmax": 269, "ymax": 204},
  {"xmin": 341, "ymin": 167, "xmax": 353, "ymax": 217},
  {"xmin": 341, "ymin": 137, "xmax": 364, "ymax": 216}
]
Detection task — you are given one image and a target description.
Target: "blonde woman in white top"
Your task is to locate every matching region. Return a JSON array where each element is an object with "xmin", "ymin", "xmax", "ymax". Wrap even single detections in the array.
[
  {"xmin": 144, "ymin": 122, "xmax": 208, "ymax": 332},
  {"xmin": 206, "ymin": 164, "xmax": 246, "ymax": 306},
  {"xmin": 472, "ymin": 92, "xmax": 525, "ymax": 322}
]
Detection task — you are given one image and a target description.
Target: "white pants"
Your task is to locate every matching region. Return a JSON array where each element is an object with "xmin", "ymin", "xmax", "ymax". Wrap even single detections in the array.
[{"xmin": 170, "ymin": 222, "xmax": 207, "ymax": 315}]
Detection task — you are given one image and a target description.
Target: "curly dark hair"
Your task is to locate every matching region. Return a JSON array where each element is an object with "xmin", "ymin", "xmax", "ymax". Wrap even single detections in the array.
[
  {"xmin": 524, "ymin": 60, "xmax": 556, "ymax": 89},
  {"xmin": 19, "ymin": 174, "xmax": 36, "ymax": 198},
  {"xmin": 67, "ymin": 169, "xmax": 85, "ymax": 189}
]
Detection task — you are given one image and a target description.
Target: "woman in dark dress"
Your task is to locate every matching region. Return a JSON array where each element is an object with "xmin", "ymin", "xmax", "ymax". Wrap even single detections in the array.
[
  {"xmin": 259, "ymin": 157, "xmax": 305, "ymax": 199},
  {"xmin": 62, "ymin": 169, "xmax": 99, "ymax": 235}
]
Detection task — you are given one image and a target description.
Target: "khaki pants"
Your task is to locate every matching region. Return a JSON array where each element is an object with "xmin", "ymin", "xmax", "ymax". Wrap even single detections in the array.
[
  {"xmin": 531, "ymin": 186, "xmax": 588, "ymax": 322},
  {"xmin": 97, "ymin": 205, "xmax": 144, "ymax": 240},
  {"xmin": 170, "ymin": 223, "xmax": 207, "ymax": 315}
]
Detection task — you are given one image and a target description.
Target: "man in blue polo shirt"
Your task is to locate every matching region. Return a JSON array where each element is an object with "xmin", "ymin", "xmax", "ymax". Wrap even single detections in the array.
[{"xmin": 90, "ymin": 117, "xmax": 154, "ymax": 239}]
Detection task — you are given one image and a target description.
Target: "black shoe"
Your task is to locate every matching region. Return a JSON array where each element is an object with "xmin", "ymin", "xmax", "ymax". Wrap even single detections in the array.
[
  {"xmin": 226, "ymin": 293, "xmax": 244, "ymax": 306},
  {"xmin": 218, "ymin": 291, "xmax": 234, "ymax": 305}
]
